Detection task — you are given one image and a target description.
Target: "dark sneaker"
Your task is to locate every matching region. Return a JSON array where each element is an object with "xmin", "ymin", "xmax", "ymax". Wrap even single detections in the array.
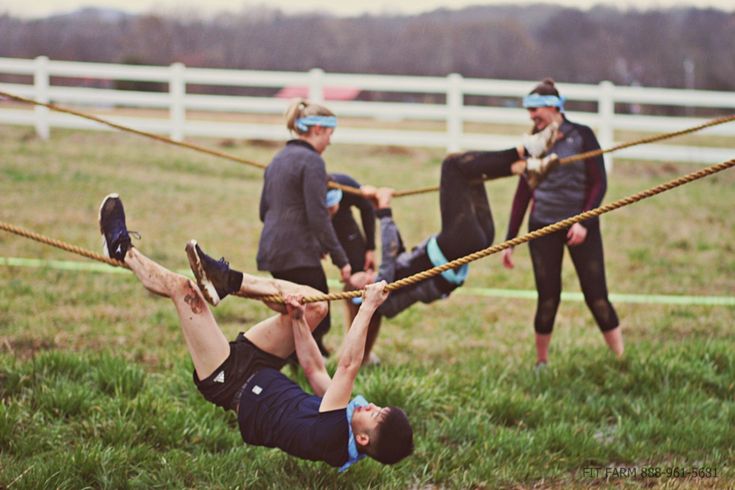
[
  {"xmin": 99, "ymin": 193, "xmax": 131, "ymax": 261},
  {"xmin": 185, "ymin": 240, "xmax": 233, "ymax": 306}
]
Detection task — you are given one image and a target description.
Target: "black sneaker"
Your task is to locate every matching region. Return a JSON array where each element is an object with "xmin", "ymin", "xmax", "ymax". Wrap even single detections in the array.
[
  {"xmin": 99, "ymin": 193, "xmax": 131, "ymax": 261},
  {"xmin": 185, "ymin": 240, "xmax": 233, "ymax": 306}
]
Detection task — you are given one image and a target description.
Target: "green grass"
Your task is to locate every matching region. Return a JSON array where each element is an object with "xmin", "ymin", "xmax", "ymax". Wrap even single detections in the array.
[{"xmin": 1, "ymin": 125, "xmax": 734, "ymax": 488}]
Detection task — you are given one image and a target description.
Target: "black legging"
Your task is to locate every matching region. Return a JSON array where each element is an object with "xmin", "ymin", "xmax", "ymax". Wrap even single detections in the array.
[
  {"xmin": 335, "ymin": 217, "xmax": 368, "ymax": 271},
  {"xmin": 528, "ymin": 219, "xmax": 619, "ymax": 334},
  {"xmin": 271, "ymin": 266, "xmax": 331, "ymax": 356},
  {"xmin": 435, "ymin": 149, "xmax": 517, "ymax": 261}
]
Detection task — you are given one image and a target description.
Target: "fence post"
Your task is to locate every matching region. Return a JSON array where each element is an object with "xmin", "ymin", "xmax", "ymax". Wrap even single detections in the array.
[
  {"xmin": 447, "ymin": 73, "xmax": 463, "ymax": 153},
  {"xmin": 598, "ymin": 80, "xmax": 615, "ymax": 172},
  {"xmin": 170, "ymin": 62, "xmax": 186, "ymax": 142},
  {"xmin": 34, "ymin": 56, "xmax": 50, "ymax": 140},
  {"xmin": 309, "ymin": 68, "xmax": 325, "ymax": 104}
]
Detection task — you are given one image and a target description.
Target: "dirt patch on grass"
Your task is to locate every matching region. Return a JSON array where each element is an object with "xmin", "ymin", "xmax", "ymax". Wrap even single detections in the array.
[
  {"xmin": 245, "ymin": 138, "xmax": 281, "ymax": 149},
  {"xmin": 378, "ymin": 145, "xmax": 417, "ymax": 156},
  {"xmin": 1, "ymin": 335, "xmax": 56, "ymax": 359}
]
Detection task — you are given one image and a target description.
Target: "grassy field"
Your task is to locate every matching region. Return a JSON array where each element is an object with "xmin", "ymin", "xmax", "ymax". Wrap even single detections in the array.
[{"xmin": 1, "ymin": 124, "xmax": 734, "ymax": 489}]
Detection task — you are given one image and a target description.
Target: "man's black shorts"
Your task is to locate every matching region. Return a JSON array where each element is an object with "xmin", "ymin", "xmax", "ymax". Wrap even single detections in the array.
[{"xmin": 193, "ymin": 333, "xmax": 287, "ymax": 410}]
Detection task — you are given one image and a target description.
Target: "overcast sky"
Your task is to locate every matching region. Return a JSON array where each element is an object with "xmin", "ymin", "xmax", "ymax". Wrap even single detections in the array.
[{"xmin": 2, "ymin": 0, "xmax": 734, "ymax": 18}]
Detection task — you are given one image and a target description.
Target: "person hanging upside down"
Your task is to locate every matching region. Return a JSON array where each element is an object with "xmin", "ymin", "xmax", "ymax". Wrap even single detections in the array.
[
  {"xmin": 347, "ymin": 145, "xmax": 557, "ymax": 360},
  {"xmin": 98, "ymin": 194, "xmax": 413, "ymax": 470}
]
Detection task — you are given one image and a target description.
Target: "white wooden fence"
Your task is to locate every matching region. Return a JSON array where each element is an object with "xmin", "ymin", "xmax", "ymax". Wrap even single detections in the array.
[{"xmin": 1, "ymin": 56, "xmax": 734, "ymax": 165}]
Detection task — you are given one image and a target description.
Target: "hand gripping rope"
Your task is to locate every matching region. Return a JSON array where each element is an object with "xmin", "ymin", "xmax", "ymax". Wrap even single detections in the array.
[
  {"xmin": 2, "ymin": 159, "xmax": 733, "ymax": 304},
  {"xmin": 1, "ymin": 89, "xmax": 733, "ymax": 199}
]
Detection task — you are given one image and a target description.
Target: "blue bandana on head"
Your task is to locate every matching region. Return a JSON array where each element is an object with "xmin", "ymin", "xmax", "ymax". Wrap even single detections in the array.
[
  {"xmin": 325, "ymin": 188, "xmax": 343, "ymax": 208},
  {"xmin": 522, "ymin": 94, "xmax": 565, "ymax": 111},
  {"xmin": 296, "ymin": 115, "xmax": 337, "ymax": 132},
  {"xmin": 338, "ymin": 395, "xmax": 369, "ymax": 472}
]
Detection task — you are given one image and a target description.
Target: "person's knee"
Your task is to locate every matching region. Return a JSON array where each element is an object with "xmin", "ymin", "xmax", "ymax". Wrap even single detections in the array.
[
  {"xmin": 534, "ymin": 297, "xmax": 559, "ymax": 334},
  {"xmin": 586, "ymin": 297, "xmax": 618, "ymax": 331},
  {"xmin": 171, "ymin": 278, "xmax": 210, "ymax": 314},
  {"xmin": 169, "ymin": 275, "xmax": 197, "ymax": 297},
  {"xmin": 441, "ymin": 152, "xmax": 468, "ymax": 172},
  {"xmin": 443, "ymin": 152, "xmax": 463, "ymax": 164}
]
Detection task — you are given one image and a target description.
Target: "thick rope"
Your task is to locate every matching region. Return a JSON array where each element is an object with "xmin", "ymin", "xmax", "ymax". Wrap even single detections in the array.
[
  {"xmin": 0, "ymin": 221, "xmax": 128, "ymax": 269},
  {"xmin": 393, "ymin": 114, "xmax": 735, "ymax": 197},
  {"xmin": 0, "ymin": 90, "xmax": 369, "ymax": 196},
  {"xmin": 3, "ymin": 89, "xmax": 732, "ymax": 199},
  {"xmin": 561, "ymin": 114, "xmax": 735, "ymax": 164},
  {"xmin": 4, "ymin": 160, "xmax": 730, "ymax": 303},
  {"xmin": 0, "ymin": 90, "xmax": 269, "ymax": 170}
]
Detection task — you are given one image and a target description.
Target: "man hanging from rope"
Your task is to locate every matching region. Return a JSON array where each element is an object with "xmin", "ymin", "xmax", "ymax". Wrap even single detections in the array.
[{"xmin": 98, "ymin": 194, "xmax": 413, "ymax": 470}]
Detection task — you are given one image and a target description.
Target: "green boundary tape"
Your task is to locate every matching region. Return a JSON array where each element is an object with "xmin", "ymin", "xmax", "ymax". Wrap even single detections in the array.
[
  {"xmin": 0, "ymin": 256, "xmax": 193, "ymax": 277},
  {"xmin": 2, "ymin": 256, "xmax": 733, "ymax": 306}
]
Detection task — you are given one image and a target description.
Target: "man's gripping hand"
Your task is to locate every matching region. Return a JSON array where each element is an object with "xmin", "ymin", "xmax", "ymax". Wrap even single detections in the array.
[
  {"xmin": 363, "ymin": 280, "xmax": 389, "ymax": 309},
  {"xmin": 284, "ymin": 294, "xmax": 305, "ymax": 320}
]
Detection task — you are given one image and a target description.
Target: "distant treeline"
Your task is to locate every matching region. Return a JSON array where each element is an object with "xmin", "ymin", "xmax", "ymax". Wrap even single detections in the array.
[{"xmin": 1, "ymin": 4, "xmax": 734, "ymax": 91}]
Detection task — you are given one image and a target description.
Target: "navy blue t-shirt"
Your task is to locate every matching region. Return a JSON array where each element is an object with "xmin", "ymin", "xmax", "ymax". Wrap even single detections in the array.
[{"xmin": 237, "ymin": 368, "xmax": 350, "ymax": 467}]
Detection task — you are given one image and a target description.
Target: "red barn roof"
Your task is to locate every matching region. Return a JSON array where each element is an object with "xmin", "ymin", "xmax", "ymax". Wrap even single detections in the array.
[{"xmin": 276, "ymin": 86, "xmax": 360, "ymax": 101}]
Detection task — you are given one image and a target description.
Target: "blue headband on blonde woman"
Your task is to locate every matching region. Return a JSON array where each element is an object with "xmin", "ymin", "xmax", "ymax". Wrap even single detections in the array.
[
  {"xmin": 522, "ymin": 94, "xmax": 565, "ymax": 110},
  {"xmin": 295, "ymin": 115, "xmax": 337, "ymax": 132}
]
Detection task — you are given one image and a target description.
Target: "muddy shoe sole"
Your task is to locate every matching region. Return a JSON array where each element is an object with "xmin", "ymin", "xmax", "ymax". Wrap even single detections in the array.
[{"xmin": 185, "ymin": 239, "xmax": 221, "ymax": 306}]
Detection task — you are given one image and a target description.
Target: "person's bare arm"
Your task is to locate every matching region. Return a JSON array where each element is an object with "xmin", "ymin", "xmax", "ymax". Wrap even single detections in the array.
[
  {"xmin": 238, "ymin": 273, "xmax": 288, "ymax": 314},
  {"xmin": 285, "ymin": 295, "xmax": 331, "ymax": 396},
  {"xmin": 319, "ymin": 282, "xmax": 389, "ymax": 412}
]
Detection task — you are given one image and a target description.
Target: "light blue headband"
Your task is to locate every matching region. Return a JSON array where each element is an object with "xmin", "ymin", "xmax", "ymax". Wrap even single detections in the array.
[
  {"xmin": 522, "ymin": 94, "xmax": 565, "ymax": 110},
  {"xmin": 295, "ymin": 115, "xmax": 337, "ymax": 132},
  {"xmin": 325, "ymin": 188, "xmax": 343, "ymax": 207}
]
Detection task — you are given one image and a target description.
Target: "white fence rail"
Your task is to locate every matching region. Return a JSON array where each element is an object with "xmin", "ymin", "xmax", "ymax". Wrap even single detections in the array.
[{"xmin": 1, "ymin": 56, "xmax": 734, "ymax": 165}]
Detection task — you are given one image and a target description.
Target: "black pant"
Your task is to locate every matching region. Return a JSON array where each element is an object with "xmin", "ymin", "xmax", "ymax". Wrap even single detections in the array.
[
  {"xmin": 335, "ymin": 217, "xmax": 368, "ymax": 271},
  {"xmin": 436, "ymin": 149, "xmax": 517, "ymax": 260},
  {"xmin": 271, "ymin": 266, "xmax": 331, "ymax": 356},
  {"xmin": 528, "ymin": 219, "xmax": 619, "ymax": 334}
]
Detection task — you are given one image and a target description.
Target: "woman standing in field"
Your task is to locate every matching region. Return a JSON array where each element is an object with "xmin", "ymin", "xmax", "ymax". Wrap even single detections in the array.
[
  {"xmin": 501, "ymin": 78, "xmax": 624, "ymax": 368},
  {"xmin": 257, "ymin": 99, "xmax": 350, "ymax": 357}
]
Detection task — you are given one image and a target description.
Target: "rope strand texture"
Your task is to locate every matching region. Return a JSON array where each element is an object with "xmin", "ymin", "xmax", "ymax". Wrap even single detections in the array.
[
  {"xmin": 1, "ymin": 159, "xmax": 731, "ymax": 304},
  {"xmin": 2, "ymin": 89, "xmax": 732, "ymax": 199},
  {"xmin": 0, "ymin": 221, "xmax": 128, "ymax": 269}
]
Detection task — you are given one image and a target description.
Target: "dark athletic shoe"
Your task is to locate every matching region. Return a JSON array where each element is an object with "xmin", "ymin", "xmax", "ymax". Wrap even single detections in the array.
[
  {"xmin": 99, "ymin": 193, "xmax": 131, "ymax": 261},
  {"xmin": 185, "ymin": 240, "xmax": 232, "ymax": 306}
]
